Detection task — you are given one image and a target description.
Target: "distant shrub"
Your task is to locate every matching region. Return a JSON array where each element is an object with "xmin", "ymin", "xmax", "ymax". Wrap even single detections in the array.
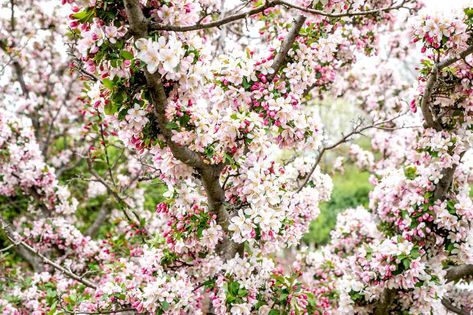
[{"xmin": 303, "ymin": 166, "xmax": 371, "ymax": 245}]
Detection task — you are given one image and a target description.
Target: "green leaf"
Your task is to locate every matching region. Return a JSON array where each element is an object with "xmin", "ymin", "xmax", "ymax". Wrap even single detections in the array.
[
  {"xmin": 268, "ymin": 310, "xmax": 280, "ymax": 315},
  {"xmin": 229, "ymin": 281, "xmax": 240, "ymax": 295},
  {"xmin": 242, "ymin": 77, "xmax": 252, "ymax": 90},
  {"xmin": 410, "ymin": 247, "xmax": 420, "ymax": 259},
  {"xmin": 162, "ymin": 301, "xmax": 170, "ymax": 311},
  {"xmin": 72, "ymin": 9, "xmax": 94, "ymax": 23},
  {"xmin": 118, "ymin": 108, "xmax": 128, "ymax": 121},
  {"xmin": 279, "ymin": 292, "xmax": 288, "ymax": 302},
  {"xmin": 120, "ymin": 50, "xmax": 134, "ymax": 60},
  {"xmin": 464, "ymin": 7, "xmax": 473, "ymax": 19},
  {"xmin": 238, "ymin": 288, "xmax": 248, "ymax": 297},
  {"xmin": 446, "ymin": 200, "xmax": 456, "ymax": 215},
  {"xmin": 402, "ymin": 258, "xmax": 411, "ymax": 270},
  {"xmin": 166, "ymin": 121, "xmax": 179, "ymax": 130},
  {"xmin": 104, "ymin": 101, "xmax": 116, "ymax": 115},
  {"xmin": 102, "ymin": 78, "xmax": 115, "ymax": 90},
  {"xmin": 404, "ymin": 166, "xmax": 417, "ymax": 180},
  {"xmin": 178, "ymin": 114, "xmax": 190, "ymax": 127}
]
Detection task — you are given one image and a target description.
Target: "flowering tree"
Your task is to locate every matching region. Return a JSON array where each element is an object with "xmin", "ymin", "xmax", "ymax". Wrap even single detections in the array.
[{"xmin": 1, "ymin": 0, "xmax": 473, "ymax": 314}]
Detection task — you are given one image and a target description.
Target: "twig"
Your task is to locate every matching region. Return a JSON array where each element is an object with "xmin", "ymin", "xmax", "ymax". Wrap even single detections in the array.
[
  {"xmin": 297, "ymin": 113, "xmax": 404, "ymax": 192},
  {"xmin": 0, "ymin": 217, "xmax": 97, "ymax": 289}
]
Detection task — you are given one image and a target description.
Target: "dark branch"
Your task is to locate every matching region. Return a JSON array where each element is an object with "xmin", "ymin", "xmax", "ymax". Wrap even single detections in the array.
[
  {"xmin": 297, "ymin": 114, "xmax": 404, "ymax": 192},
  {"xmin": 441, "ymin": 298, "xmax": 470, "ymax": 315},
  {"xmin": 149, "ymin": 0, "xmax": 410, "ymax": 32},
  {"xmin": 446, "ymin": 264, "xmax": 473, "ymax": 283},
  {"xmin": 268, "ymin": 15, "xmax": 306, "ymax": 82},
  {"xmin": 374, "ymin": 288, "xmax": 395, "ymax": 315}
]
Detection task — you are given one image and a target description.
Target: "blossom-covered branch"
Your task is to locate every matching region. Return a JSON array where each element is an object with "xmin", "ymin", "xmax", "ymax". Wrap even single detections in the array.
[
  {"xmin": 149, "ymin": 0, "xmax": 412, "ymax": 32},
  {"xmin": 0, "ymin": 217, "xmax": 97, "ymax": 289}
]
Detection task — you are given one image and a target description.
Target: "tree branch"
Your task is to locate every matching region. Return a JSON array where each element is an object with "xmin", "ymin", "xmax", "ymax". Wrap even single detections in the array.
[
  {"xmin": 278, "ymin": 0, "xmax": 409, "ymax": 18},
  {"xmin": 446, "ymin": 264, "xmax": 473, "ymax": 283},
  {"xmin": 441, "ymin": 298, "xmax": 470, "ymax": 315},
  {"xmin": 374, "ymin": 45, "xmax": 473, "ymax": 313},
  {"xmin": 374, "ymin": 288, "xmax": 395, "ymax": 315},
  {"xmin": 124, "ymin": 0, "xmax": 241, "ymax": 259},
  {"xmin": 0, "ymin": 216, "xmax": 97, "ymax": 289},
  {"xmin": 0, "ymin": 42, "xmax": 29, "ymax": 97},
  {"xmin": 150, "ymin": 1, "xmax": 276, "ymax": 32},
  {"xmin": 85, "ymin": 202, "xmax": 111, "ymax": 238},
  {"xmin": 268, "ymin": 15, "xmax": 306, "ymax": 82},
  {"xmin": 420, "ymin": 45, "xmax": 473, "ymax": 131},
  {"xmin": 149, "ymin": 0, "xmax": 410, "ymax": 32}
]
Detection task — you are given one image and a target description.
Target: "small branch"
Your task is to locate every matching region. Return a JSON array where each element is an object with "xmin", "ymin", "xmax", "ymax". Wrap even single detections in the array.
[
  {"xmin": 297, "ymin": 114, "xmax": 404, "ymax": 192},
  {"xmin": 0, "ymin": 217, "xmax": 97, "ymax": 289},
  {"xmin": 42, "ymin": 76, "xmax": 76, "ymax": 156},
  {"xmin": 87, "ymin": 159, "xmax": 130, "ymax": 209},
  {"xmin": 76, "ymin": 66, "xmax": 99, "ymax": 82},
  {"xmin": 61, "ymin": 306, "xmax": 135, "ymax": 315},
  {"xmin": 0, "ymin": 43, "xmax": 29, "ymax": 97},
  {"xmin": 86, "ymin": 159, "xmax": 146, "ymax": 234},
  {"xmin": 150, "ymin": 1, "xmax": 276, "ymax": 32},
  {"xmin": 420, "ymin": 66, "xmax": 441, "ymax": 130},
  {"xmin": 85, "ymin": 202, "xmax": 111, "ymax": 238},
  {"xmin": 438, "ymin": 45, "xmax": 473, "ymax": 69},
  {"xmin": 441, "ymin": 298, "xmax": 470, "ymax": 315},
  {"xmin": 58, "ymin": 293, "xmax": 135, "ymax": 315},
  {"xmin": 96, "ymin": 112, "xmax": 117, "ymax": 187},
  {"xmin": 0, "ymin": 216, "xmax": 43, "ymax": 272},
  {"xmin": 278, "ymin": 0, "xmax": 409, "ymax": 18}
]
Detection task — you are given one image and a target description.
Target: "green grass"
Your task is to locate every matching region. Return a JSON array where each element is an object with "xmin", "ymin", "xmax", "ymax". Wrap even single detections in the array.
[{"xmin": 302, "ymin": 165, "xmax": 372, "ymax": 246}]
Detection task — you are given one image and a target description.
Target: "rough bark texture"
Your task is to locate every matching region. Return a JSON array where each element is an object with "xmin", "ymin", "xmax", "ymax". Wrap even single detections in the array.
[{"xmin": 441, "ymin": 298, "xmax": 470, "ymax": 315}]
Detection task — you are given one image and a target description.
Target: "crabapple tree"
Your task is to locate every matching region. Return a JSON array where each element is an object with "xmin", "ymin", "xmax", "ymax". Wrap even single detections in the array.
[{"xmin": 1, "ymin": 0, "xmax": 473, "ymax": 314}]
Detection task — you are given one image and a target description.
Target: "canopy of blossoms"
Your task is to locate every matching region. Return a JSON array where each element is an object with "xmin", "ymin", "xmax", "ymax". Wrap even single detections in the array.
[{"xmin": 0, "ymin": 0, "xmax": 472, "ymax": 314}]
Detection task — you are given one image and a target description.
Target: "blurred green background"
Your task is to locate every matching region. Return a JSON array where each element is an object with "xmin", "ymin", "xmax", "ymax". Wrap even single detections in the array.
[{"xmin": 302, "ymin": 165, "xmax": 371, "ymax": 246}]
